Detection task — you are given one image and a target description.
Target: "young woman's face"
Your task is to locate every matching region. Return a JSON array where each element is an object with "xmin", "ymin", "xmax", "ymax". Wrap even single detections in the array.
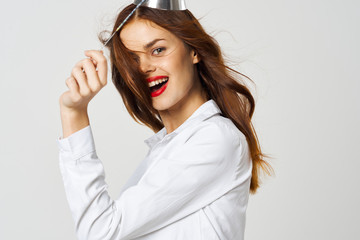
[{"xmin": 120, "ymin": 19, "xmax": 201, "ymax": 112}]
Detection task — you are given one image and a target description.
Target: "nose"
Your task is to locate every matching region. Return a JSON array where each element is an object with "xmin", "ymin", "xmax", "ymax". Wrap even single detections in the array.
[{"xmin": 139, "ymin": 55, "xmax": 156, "ymax": 74}]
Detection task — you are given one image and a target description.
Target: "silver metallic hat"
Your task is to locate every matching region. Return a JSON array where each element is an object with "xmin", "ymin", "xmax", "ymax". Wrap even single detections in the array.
[
  {"xmin": 134, "ymin": 0, "xmax": 187, "ymax": 10},
  {"xmin": 102, "ymin": 0, "xmax": 187, "ymax": 48}
]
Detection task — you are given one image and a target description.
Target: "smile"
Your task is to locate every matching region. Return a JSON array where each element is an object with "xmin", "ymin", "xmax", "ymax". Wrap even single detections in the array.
[{"xmin": 147, "ymin": 76, "xmax": 169, "ymax": 97}]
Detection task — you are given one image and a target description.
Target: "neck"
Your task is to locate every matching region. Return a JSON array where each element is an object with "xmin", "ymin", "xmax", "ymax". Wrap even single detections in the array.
[{"xmin": 158, "ymin": 80, "xmax": 208, "ymax": 135}]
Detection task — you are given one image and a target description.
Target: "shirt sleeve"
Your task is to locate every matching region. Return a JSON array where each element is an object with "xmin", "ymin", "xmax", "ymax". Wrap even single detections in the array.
[{"xmin": 57, "ymin": 122, "xmax": 251, "ymax": 240}]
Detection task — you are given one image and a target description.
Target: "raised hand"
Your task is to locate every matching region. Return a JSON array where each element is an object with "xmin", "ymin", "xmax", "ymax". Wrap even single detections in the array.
[
  {"xmin": 60, "ymin": 50, "xmax": 107, "ymax": 111},
  {"xmin": 59, "ymin": 50, "xmax": 108, "ymax": 138}
]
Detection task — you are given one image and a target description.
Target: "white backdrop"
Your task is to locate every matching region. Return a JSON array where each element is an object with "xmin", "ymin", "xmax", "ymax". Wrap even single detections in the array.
[{"xmin": 0, "ymin": 0, "xmax": 359, "ymax": 239}]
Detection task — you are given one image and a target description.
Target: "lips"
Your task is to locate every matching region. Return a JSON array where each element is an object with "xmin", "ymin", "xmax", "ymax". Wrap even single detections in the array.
[
  {"xmin": 147, "ymin": 75, "xmax": 169, "ymax": 97},
  {"xmin": 146, "ymin": 75, "xmax": 168, "ymax": 83}
]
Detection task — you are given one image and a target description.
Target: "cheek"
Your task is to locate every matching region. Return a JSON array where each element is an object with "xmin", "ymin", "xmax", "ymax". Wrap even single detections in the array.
[
  {"xmin": 158, "ymin": 55, "xmax": 182, "ymax": 75},
  {"xmin": 159, "ymin": 51, "xmax": 195, "ymax": 83}
]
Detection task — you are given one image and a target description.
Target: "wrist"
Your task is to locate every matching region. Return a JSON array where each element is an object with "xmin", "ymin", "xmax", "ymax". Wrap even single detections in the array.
[{"xmin": 60, "ymin": 106, "xmax": 90, "ymax": 139}]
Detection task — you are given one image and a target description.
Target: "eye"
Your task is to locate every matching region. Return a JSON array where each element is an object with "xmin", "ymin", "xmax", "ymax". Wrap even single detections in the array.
[
  {"xmin": 130, "ymin": 53, "xmax": 139, "ymax": 63},
  {"xmin": 152, "ymin": 47, "xmax": 165, "ymax": 56},
  {"xmin": 133, "ymin": 56, "xmax": 139, "ymax": 63}
]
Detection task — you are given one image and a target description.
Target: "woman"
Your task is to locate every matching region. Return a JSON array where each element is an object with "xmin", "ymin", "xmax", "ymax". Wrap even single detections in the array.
[{"xmin": 58, "ymin": 1, "xmax": 271, "ymax": 239}]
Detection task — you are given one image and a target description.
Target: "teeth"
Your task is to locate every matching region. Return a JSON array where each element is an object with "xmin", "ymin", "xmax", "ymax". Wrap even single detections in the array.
[{"xmin": 149, "ymin": 77, "xmax": 168, "ymax": 87}]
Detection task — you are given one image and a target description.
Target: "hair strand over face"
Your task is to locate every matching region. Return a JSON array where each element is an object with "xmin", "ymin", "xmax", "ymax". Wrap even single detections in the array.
[{"xmin": 98, "ymin": 4, "xmax": 273, "ymax": 194}]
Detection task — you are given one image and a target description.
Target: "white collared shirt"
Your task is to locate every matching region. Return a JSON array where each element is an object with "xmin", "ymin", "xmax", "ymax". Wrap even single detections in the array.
[{"xmin": 57, "ymin": 99, "xmax": 252, "ymax": 240}]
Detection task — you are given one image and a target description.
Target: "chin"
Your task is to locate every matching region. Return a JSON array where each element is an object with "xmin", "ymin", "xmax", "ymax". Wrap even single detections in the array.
[
  {"xmin": 152, "ymin": 101, "xmax": 171, "ymax": 112},
  {"xmin": 152, "ymin": 97, "xmax": 178, "ymax": 112}
]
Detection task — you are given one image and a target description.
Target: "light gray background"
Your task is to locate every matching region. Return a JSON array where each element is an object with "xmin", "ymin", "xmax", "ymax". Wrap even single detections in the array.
[{"xmin": 0, "ymin": 0, "xmax": 359, "ymax": 239}]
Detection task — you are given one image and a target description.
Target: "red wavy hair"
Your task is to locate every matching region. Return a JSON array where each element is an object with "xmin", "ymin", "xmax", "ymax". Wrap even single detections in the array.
[{"xmin": 98, "ymin": 4, "xmax": 272, "ymax": 193}]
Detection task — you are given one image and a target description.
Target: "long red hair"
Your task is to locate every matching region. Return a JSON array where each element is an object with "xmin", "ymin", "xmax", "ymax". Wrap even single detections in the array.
[{"xmin": 99, "ymin": 4, "xmax": 272, "ymax": 193}]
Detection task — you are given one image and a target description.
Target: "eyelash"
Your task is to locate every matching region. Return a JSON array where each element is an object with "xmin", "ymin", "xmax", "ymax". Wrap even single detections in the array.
[
  {"xmin": 152, "ymin": 47, "xmax": 165, "ymax": 55},
  {"xmin": 132, "ymin": 56, "xmax": 139, "ymax": 63},
  {"xmin": 130, "ymin": 47, "xmax": 165, "ymax": 63}
]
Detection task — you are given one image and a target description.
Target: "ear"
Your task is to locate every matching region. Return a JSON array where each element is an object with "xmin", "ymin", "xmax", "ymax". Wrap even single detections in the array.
[{"xmin": 191, "ymin": 50, "xmax": 200, "ymax": 64}]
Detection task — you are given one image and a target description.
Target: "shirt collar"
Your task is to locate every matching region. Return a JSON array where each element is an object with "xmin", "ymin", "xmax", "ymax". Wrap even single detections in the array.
[{"xmin": 144, "ymin": 99, "xmax": 222, "ymax": 149}]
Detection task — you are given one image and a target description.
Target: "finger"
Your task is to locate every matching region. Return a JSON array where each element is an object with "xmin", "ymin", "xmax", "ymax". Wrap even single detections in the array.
[
  {"xmin": 81, "ymin": 58, "xmax": 102, "ymax": 92},
  {"xmin": 84, "ymin": 50, "xmax": 107, "ymax": 86},
  {"xmin": 65, "ymin": 77, "xmax": 81, "ymax": 102},
  {"xmin": 71, "ymin": 66, "xmax": 91, "ymax": 97},
  {"xmin": 90, "ymin": 58, "xmax": 97, "ymax": 68},
  {"xmin": 82, "ymin": 59, "xmax": 98, "ymax": 72},
  {"xmin": 65, "ymin": 76, "xmax": 79, "ymax": 91},
  {"xmin": 84, "ymin": 50, "xmax": 105, "ymax": 78}
]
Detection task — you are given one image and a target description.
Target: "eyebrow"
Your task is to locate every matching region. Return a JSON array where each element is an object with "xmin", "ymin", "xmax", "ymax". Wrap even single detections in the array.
[{"xmin": 144, "ymin": 38, "xmax": 165, "ymax": 50}]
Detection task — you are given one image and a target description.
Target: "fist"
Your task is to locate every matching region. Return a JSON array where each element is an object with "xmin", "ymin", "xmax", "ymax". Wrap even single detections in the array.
[{"xmin": 60, "ymin": 50, "xmax": 108, "ymax": 111}]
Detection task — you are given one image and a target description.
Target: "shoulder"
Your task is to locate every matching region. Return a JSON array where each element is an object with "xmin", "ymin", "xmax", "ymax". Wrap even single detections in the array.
[
  {"xmin": 166, "ymin": 115, "xmax": 250, "ymax": 170},
  {"xmin": 183, "ymin": 114, "xmax": 247, "ymax": 153},
  {"xmin": 208, "ymin": 114, "xmax": 247, "ymax": 144}
]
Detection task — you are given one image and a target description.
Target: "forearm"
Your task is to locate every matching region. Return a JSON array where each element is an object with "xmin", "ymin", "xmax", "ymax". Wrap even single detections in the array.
[
  {"xmin": 58, "ymin": 126, "xmax": 120, "ymax": 239},
  {"xmin": 60, "ymin": 105, "xmax": 90, "ymax": 138}
]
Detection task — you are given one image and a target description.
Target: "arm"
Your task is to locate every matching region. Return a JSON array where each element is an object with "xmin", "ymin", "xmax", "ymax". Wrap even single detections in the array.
[
  {"xmin": 58, "ymin": 125, "xmax": 116, "ymax": 239},
  {"xmin": 58, "ymin": 121, "xmax": 252, "ymax": 240},
  {"xmin": 59, "ymin": 50, "xmax": 107, "ymax": 138}
]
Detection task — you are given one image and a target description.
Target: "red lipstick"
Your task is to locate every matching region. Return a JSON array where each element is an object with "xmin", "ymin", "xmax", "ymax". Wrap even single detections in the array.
[
  {"xmin": 151, "ymin": 81, "xmax": 168, "ymax": 97},
  {"xmin": 147, "ymin": 75, "xmax": 169, "ymax": 98},
  {"xmin": 146, "ymin": 75, "xmax": 168, "ymax": 82}
]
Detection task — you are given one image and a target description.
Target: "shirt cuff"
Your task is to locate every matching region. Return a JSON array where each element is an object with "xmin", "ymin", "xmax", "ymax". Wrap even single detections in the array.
[{"xmin": 57, "ymin": 125, "xmax": 95, "ymax": 157}]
